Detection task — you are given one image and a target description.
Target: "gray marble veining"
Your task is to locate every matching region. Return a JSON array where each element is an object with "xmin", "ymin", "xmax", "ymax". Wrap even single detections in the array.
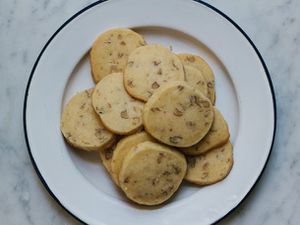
[{"xmin": 0, "ymin": 0, "xmax": 299, "ymax": 224}]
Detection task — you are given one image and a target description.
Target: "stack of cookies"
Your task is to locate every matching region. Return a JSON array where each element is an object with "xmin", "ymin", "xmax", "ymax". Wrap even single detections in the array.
[{"xmin": 60, "ymin": 28, "xmax": 233, "ymax": 206}]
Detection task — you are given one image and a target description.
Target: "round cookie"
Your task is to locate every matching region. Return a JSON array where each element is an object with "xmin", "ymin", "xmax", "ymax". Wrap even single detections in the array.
[
  {"xmin": 90, "ymin": 28, "xmax": 146, "ymax": 83},
  {"xmin": 124, "ymin": 44, "xmax": 185, "ymax": 101},
  {"xmin": 185, "ymin": 141, "xmax": 233, "ymax": 185},
  {"xmin": 184, "ymin": 65, "xmax": 208, "ymax": 97},
  {"xmin": 111, "ymin": 132, "xmax": 154, "ymax": 185},
  {"xmin": 119, "ymin": 141, "xmax": 187, "ymax": 205},
  {"xmin": 178, "ymin": 53, "xmax": 215, "ymax": 104},
  {"xmin": 183, "ymin": 107, "xmax": 230, "ymax": 155},
  {"xmin": 92, "ymin": 72, "xmax": 144, "ymax": 135},
  {"xmin": 99, "ymin": 141, "xmax": 119, "ymax": 185},
  {"xmin": 143, "ymin": 81, "xmax": 214, "ymax": 147},
  {"xmin": 60, "ymin": 89, "xmax": 115, "ymax": 151}
]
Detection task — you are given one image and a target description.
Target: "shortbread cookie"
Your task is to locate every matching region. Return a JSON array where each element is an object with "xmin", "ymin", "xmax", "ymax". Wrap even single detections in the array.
[
  {"xmin": 178, "ymin": 54, "xmax": 215, "ymax": 104},
  {"xmin": 185, "ymin": 141, "xmax": 233, "ymax": 185},
  {"xmin": 92, "ymin": 73, "xmax": 144, "ymax": 135},
  {"xmin": 184, "ymin": 65, "xmax": 208, "ymax": 97},
  {"xmin": 124, "ymin": 44, "xmax": 185, "ymax": 101},
  {"xmin": 143, "ymin": 82, "xmax": 214, "ymax": 147},
  {"xmin": 119, "ymin": 141, "xmax": 187, "ymax": 205},
  {"xmin": 90, "ymin": 28, "xmax": 146, "ymax": 83},
  {"xmin": 60, "ymin": 89, "xmax": 115, "ymax": 151},
  {"xmin": 111, "ymin": 132, "xmax": 154, "ymax": 185},
  {"xmin": 183, "ymin": 108, "xmax": 230, "ymax": 155}
]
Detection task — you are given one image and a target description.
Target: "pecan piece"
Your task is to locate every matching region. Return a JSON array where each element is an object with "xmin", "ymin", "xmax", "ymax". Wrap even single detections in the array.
[
  {"xmin": 177, "ymin": 85, "xmax": 184, "ymax": 91},
  {"xmin": 127, "ymin": 80, "xmax": 134, "ymax": 88},
  {"xmin": 104, "ymin": 148, "xmax": 113, "ymax": 160},
  {"xmin": 127, "ymin": 61, "xmax": 134, "ymax": 67},
  {"xmin": 171, "ymin": 59, "xmax": 180, "ymax": 70},
  {"xmin": 169, "ymin": 136, "xmax": 183, "ymax": 144},
  {"xmin": 150, "ymin": 107, "xmax": 161, "ymax": 112},
  {"xmin": 173, "ymin": 108, "xmax": 183, "ymax": 117},
  {"xmin": 207, "ymin": 82, "xmax": 213, "ymax": 88},
  {"xmin": 153, "ymin": 60, "xmax": 161, "ymax": 66},
  {"xmin": 152, "ymin": 81, "xmax": 160, "ymax": 89},
  {"xmin": 186, "ymin": 56, "xmax": 195, "ymax": 62},
  {"xmin": 187, "ymin": 157, "xmax": 196, "ymax": 168},
  {"xmin": 157, "ymin": 68, "xmax": 162, "ymax": 75},
  {"xmin": 120, "ymin": 110, "xmax": 129, "ymax": 119}
]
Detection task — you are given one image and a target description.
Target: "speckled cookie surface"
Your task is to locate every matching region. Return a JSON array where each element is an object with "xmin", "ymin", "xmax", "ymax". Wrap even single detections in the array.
[
  {"xmin": 183, "ymin": 107, "xmax": 230, "ymax": 155},
  {"xmin": 119, "ymin": 141, "xmax": 187, "ymax": 205},
  {"xmin": 124, "ymin": 44, "xmax": 185, "ymax": 101},
  {"xmin": 60, "ymin": 89, "xmax": 115, "ymax": 151},
  {"xmin": 185, "ymin": 141, "xmax": 233, "ymax": 185},
  {"xmin": 90, "ymin": 28, "xmax": 146, "ymax": 83},
  {"xmin": 143, "ymin": 81, "xmax": 214, "ymax": 147},
  {"xmin": 92, "ymin": 73, "xmax": 144, "ymax": 135},
  {"xmin": 178, "ymin": 53, "xmax": 215, "ymax": 104}
]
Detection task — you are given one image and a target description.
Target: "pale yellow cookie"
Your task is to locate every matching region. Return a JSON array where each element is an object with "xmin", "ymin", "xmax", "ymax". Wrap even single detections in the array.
[
  {"xmin": 183, "ymin": 107, "xmax": 230, "ymax": 155},
  {"xmin": 90, "ymin": 28, "xmax": 146, "ymax": 83},
  {"xmin": 60, "ymin": 89, "xmax": 115, "ymax": 151},
  {"xmin": 184, "ymin": 65, "xmax": 208, "ymax": 97},
  {"xmin": 99, "ymin": 141, "xmax": 119, "ymax": 185},
  {"xmin": 111, "ymin": 132, "xmax": 154, "ymax": 185},
  {"xmin": 119, "ymin": 141, "xmax": 187, "ymax": 205},
  {"xmin": 185, "ymin": 141, "xmax": 233, "ymax": 185},
  {"xmin": 92, "ymin": 73, "xmax": 144, "ymax": 135},
  {"xmin": 178, "ymin": 53, "xmax": 215, "ymax": 104},
  {"xmin": 143, "ymin": 81, "xmax": 214, "ymax": 147},
  {"xmin": 124, "ymin": 44, "xmax": 185, "ymax": 101}
]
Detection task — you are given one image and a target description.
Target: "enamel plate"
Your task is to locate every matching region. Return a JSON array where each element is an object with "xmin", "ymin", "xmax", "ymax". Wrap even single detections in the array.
[{"xmin": 24, "ymin": 0, "xmax": 276, "ymax": 224}]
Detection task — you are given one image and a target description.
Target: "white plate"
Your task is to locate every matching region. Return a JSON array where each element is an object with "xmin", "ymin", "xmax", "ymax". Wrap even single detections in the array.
[{"xmin": 24, "ymin": 0, "xmax": 276, "ymax": 224}]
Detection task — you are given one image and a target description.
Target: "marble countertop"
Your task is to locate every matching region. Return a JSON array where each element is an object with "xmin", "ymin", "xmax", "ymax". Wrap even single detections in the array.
[{"xmin": 1, "ymin": 0, "xmax": 299, "ymax": 224}]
